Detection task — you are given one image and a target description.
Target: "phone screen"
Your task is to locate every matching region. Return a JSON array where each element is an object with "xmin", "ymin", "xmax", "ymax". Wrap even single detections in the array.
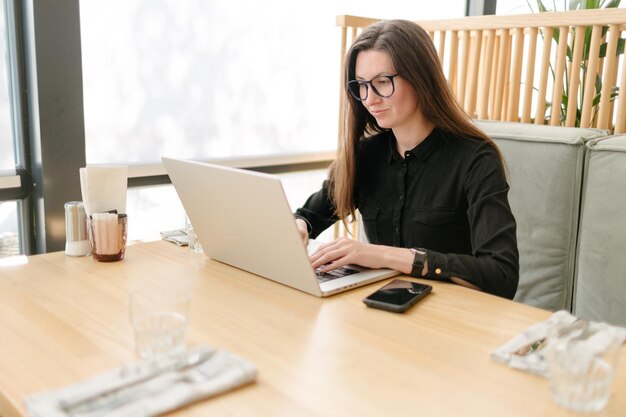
[{"xmin": 363, "ymin": 279, "xmax": 432, "ymax": 312}]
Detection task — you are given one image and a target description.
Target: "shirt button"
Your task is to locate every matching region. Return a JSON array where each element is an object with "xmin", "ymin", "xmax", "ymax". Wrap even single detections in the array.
[{"xmin": 435, "ymin": 268, "xmax": 442, "ymax": 275}]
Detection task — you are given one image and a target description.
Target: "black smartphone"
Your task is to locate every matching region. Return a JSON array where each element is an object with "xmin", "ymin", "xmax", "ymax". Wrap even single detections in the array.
[{"xmin": 363, "ymin": 279, "xmax": 432, "ymax": 313}]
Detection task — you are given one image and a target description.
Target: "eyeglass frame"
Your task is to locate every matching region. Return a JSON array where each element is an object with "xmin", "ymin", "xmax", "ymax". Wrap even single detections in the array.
[{"xmin": 347, "ymin": 74, "xmax": 399, "ymax": 101}]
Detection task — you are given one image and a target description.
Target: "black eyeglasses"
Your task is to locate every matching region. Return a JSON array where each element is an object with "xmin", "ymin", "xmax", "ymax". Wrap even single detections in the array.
[{"xmin": 347, "ymin": 74, "xmax": 399, "ymax": 101}]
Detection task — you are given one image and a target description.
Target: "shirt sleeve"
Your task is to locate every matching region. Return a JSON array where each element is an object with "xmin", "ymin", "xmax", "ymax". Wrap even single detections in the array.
[
  {"xmin": 294, "ymin": 180, "xmax": 339, "ymax": 239},
  {"xmin": 421, "ymin": 143, "xmax": 519, "ymax": 299}
]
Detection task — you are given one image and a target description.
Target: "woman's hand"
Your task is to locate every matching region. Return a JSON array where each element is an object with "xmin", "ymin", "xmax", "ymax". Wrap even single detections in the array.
[
  {"xmin": 309, "ymin": 236, "xmax": 483, "ymax": 293},
  {"xmin": 310, "ymin": 237, "xmax": 393, "ymax": 272},
  {"xmin": 295, "ymin": 218, "xmax": 310, "ymax": 247}
]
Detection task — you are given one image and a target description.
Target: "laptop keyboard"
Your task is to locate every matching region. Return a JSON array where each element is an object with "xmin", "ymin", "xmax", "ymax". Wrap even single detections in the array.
[{"xmin": 315, "ymin": 266, "xmax": 360, "ymax": 283}]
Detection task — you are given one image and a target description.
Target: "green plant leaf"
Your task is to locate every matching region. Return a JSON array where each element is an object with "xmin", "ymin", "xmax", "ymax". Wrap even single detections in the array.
[
  {"xmin": 537, "ymin": 0, "xmax": 550, "ymax": 12},
  {"xmin": 580, "ymin": 27, "xmax": 590, "ymax": 60},
  {"xmin": 592, "ymin": 92, "xmax": 602, "ymax": 106},
  {"xmin": 599, "ymin": 38, "xmax": 626, "ymax": 57},
  {"xmin": 553, "ymin": 27, "xmax": 561, "ymax": 45},
  {"xmin": 581, "ymin": 0, "xmax": 601, "ymax": 9},
  {"xmin": 601, "ymin": 0, "xmax": 621, "ymax": 8}
]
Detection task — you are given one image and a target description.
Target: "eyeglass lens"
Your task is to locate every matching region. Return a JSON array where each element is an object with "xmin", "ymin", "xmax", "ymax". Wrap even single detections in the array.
[{"xmin": 348, "ymin": 75, "xmax": 396, "ymax": 101}]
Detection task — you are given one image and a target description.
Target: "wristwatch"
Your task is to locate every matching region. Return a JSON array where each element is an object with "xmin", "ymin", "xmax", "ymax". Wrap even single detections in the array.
[{"xmin": 409, "ymin": 248, "xmax": 427, "ymax": 277}]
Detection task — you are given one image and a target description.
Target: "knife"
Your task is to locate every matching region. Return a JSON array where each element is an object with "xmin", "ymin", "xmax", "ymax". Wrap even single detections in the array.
[{"xmin": 58, "ymin": 345, "xmax": 215, "ymax": 412}]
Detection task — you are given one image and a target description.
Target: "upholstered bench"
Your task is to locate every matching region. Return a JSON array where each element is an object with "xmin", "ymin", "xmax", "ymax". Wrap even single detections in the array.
[
  {"xmin": 573, "ymin": 135, "xmax": 626, "ymax": 326},
  {"xmin": 477, "ymin": 121, "xmax": 607, "ymax": 311}
]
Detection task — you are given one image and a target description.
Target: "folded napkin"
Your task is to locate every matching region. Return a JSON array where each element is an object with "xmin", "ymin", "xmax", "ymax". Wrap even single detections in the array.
[
  {"xmin": 160, "ymin": 229, "xmax": 190, "ymax": 246},
  {"xmin": 25, "ymin": 345, "xmax": 257, "ymax": 417},
  {"xmin": 80, "ymin": 165, "xmax": 128, "ymax": 217},
  {"xmin": 491, "ymin": 310, "xmax": 626, "ymax": 376}
]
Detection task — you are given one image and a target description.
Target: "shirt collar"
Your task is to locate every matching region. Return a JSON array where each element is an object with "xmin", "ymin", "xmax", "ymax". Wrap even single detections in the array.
[{"xmin": 386, "ymin": 128, "xmax": 443, "ymax": 165}]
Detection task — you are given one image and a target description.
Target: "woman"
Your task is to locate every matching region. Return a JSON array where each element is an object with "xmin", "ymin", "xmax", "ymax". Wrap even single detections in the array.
[{"xmin": 295, "ymin": 20, "xmax": 518, "ymax": 299}]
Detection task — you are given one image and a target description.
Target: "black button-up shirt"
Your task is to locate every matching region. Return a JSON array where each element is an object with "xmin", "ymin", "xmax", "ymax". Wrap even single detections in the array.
[{"xmin": 295, "ymin": 128, "xmax": 519, "ymax": 299}]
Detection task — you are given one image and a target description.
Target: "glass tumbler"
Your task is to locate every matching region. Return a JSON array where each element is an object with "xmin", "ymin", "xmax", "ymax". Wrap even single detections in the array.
[{"xmin": 546, "ymin": 321, "xmax": 621, "ymax": 413}]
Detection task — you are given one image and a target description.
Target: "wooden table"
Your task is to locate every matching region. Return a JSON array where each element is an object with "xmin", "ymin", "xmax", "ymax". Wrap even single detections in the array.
[{"xmin": 0, "ymin": 241, "xmax": 624, "ymax": 416}]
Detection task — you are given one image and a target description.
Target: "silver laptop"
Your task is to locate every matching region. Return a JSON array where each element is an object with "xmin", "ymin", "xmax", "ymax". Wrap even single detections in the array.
[{"xmin": 162, "ymin": 157, "xmax": 399, "ymax": 297}]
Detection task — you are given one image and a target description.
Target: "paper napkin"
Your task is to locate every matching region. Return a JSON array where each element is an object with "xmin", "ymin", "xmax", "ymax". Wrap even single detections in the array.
[
  {"xmin": 491, "ymin": 310, "xmax": 626, "ymax": 376},
  {"xmin": 79, "ymin": 165, "xmax": 128, "ymax": 217},
  {"xmin": 24, "ymin": 345, "xmax": 257, "ymax": 417}
]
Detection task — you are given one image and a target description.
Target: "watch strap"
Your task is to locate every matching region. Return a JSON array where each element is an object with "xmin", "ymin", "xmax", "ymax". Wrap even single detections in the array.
[{"xmin": 409, "ymin": 248, "xmax": 427, "ymax": 277}]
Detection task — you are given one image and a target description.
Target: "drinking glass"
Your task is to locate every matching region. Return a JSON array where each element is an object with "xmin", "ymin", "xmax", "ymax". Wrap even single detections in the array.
[
  {"xmin": 546, "ymin": 321, "xmax": 621, "ymax": 412},
  {"xmin": 87, "ymin": 213, "xmax": 128, "ymax": 262},
  {"xmin": 129, "ymin": 287, "xmax": 191, "ymax": 359},
  {"xmin": 184, "ymin": 215, "xmax": 203, "ymax": 254}
]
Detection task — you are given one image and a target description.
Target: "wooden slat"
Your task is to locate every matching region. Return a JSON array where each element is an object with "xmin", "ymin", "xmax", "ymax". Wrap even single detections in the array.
[
  {"xmin": 336, "ymin": 15, "xmax": 379, "ymax": 28},
  {"xmin": 420, "ymin": 9, "xmax": 626, "ymax": 31},
  {"xmin": 494, "ymin": 29, "xmax": 509, "ymax": 121},
  {"xmin": 448, "ymin": 31, "xmax": 459, "ymax": 96},
  {"xmin": 616, "ymin": 50, "xmax": 626, "ymax": 133},
  {"xmin": 507, "ymin": 28, "xmax": 525, "ymax": 121},
  {"xmin": 535, "ymin": 27, "xmax": 554, "ymax": 125},
  {"xmin": 437, "ymin": 31, "xmax": 446, "ymax": 67},
  {"xmin": 489, "ymin": 35, "xmax": 500, "ymax": 119},
  {"xmin": 500, "ymin": 30, "xmax": 512, "ymax": 120},
  {"xmin": 565, "ymin": 25, "xmax": 586, "ymax": 127},
  {"xmin": 464, "ymin": 30, "xmax": 483, "ymax": 116},
  {"xmin": 597, "ymin": 24, "xmax": 620, "ymax": 130},
  {"xmin": 457, "ymin": 30, "xmax": 470, "ymax": 107},
  {"xmin": 550, "ymin": 26, "xmax": 569, "ymax": 126},
  {"xmin": 521, "ymin": 27, "xmax": 538, "ymax": 123},
  {"xmin": 580, "ymin": 25, "xmax": 603, "ymax": 128},
  {"xmin": 477, "ymin": 30, "xmax": 495, "ymax": 120},
  {"xmin": 596, "ymin": 30, "xmax": 607, "ymax": 113}
]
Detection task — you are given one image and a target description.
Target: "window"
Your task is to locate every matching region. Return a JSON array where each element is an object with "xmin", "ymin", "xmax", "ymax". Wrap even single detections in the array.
[
  {"xmin": 126, "ymin": 168, "xmax": 331, "ymax": 242},
  {"xmin": 80, "ymin": 0, "xmax": 465, "ymax": 165},
  {"xmin": 0, "ymin": 0, "xmax": 21, "ymax": 257},
  {"xmin": 0, "ymin": 1, "xmax": 13, "ymax": 172},
  {"xmin": 0, "ymin": 202, "xmax": 18, "ymax": 257},
  {"xmin": 79, "ymin": 0, "xmax": 465, "ymax": 242}
]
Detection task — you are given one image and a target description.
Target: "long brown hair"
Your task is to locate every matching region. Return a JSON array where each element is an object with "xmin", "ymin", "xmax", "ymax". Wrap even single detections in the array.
[{"xmin": 329, "ymin": 19, "xmax": 505, "ymax": 224}]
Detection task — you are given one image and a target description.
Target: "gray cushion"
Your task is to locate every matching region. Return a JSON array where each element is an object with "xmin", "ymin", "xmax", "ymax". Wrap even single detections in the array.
[
  {"xmin": 573, "ymin": 135, "xmax": 626, "ymax": 326},
  {"xmin": 476, "ymin": 121, "xmax": 606, "ymax": 310}
]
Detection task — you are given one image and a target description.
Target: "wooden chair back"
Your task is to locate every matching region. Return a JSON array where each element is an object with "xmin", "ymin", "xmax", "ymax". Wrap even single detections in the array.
[{"xmin": 336, "ymin": 9, "xmax": 626, "ymax": 133}]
